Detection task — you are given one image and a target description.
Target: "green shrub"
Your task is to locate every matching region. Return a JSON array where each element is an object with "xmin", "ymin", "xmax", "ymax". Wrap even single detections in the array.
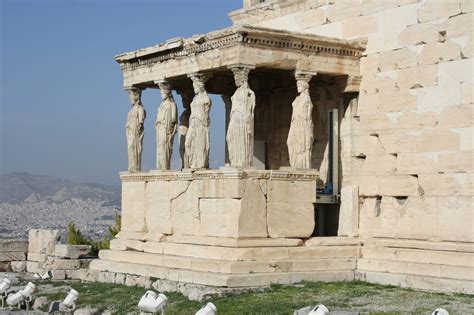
[
  {"xmin": 67, "ymin": 215, "xmax": 121, "ymax": 256},
  {"xmin": 67, "ymin": 222, "xmax": 90, "ymax": 246}
]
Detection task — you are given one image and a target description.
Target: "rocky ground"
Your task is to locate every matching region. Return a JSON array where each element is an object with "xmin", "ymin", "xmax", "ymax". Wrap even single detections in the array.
[{"xmin": 0, "ymin": 272, "xmax": 472, "ymax": 314}]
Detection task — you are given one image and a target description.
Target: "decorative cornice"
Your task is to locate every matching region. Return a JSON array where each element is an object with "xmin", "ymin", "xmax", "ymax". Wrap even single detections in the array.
[
  {"xmin": 120, "ymin": 169, "xmax": 319, "ymax": 182},
  {"xmin": 115, "ymin": 25, "xmax": 366, "ymax": 71}
]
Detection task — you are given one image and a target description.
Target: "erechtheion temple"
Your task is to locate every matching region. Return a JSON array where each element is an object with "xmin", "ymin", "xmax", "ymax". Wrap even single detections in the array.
[{"xmin": 83, "ymin": 0, "xmax": 473, "ymax": 295}]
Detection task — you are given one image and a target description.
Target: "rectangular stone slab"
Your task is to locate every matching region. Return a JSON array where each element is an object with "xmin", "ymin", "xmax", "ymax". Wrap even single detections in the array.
[{"xmin": 54, "ymin": 244, "xmax": 92, "ymax": 259}]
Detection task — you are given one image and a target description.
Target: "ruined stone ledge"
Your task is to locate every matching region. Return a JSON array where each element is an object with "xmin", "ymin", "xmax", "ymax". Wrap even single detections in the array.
[
  {"xmin": 0, "ymin": 252, "xmax": 27, "ymax": 262},
  {"xmin": 0, "ymin": 239, "xmax": 29, "ymax": 252}
]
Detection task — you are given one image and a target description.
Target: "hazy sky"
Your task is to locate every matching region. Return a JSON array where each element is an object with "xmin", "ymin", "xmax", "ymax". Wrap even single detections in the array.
[{"xmin": 1, "ymin": 0, "xmax": 242, "ymax": 185}]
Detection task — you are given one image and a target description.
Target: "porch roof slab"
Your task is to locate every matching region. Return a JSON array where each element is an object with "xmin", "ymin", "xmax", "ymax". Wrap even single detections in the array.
[{"xmin": 114, "ymin": 25, "xmax": 366, "ymax": 89}]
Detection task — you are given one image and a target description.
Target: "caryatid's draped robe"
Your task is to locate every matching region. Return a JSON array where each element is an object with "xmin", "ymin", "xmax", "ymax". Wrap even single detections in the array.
[
  {"xmin": 227, "ymin": 83, "xmax": 256, "ymax": 167},
  {"xmin": 126, "ymin": 103, "xmax": 146, "ymax": 172},
  {"xmin": 287, "ymin": 89, "xmax": 314, "ymax": 168},
  {"xmin": 185, "ymin": 92, "xmax": 212, "ymax": 169},
  {"xmin": 155, "ymin": 98, "xmax": 178, "ymax": 170}
]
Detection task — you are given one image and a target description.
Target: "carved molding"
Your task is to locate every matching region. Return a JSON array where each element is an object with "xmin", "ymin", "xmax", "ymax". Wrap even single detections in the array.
[
  {"xmin": 120, "ymin": 169, "xmax": 319, "ymax": 182},
  {"xmin": 115, "ymin": 25, "xmax": 366, "ymax": 71}
]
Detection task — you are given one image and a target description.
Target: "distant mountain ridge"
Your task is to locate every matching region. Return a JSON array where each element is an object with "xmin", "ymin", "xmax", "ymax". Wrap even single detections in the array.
[{"xmin": 0, "ymin": 172, "xmax": 120, "ymax": 207}]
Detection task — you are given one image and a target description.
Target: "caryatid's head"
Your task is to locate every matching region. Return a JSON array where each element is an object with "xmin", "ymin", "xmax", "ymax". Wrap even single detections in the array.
[
  {"xmin": 296, "ymin": 80, "xmax": 310, "ymax": 94},
  {"xmin": 127, "ymin": 88, "xmax": 141, "ymax": 106},
  {"xmin": 295, "ymin": 71, "xmax": 314, "ymax": 94},
  {"xmin": 190, "ymin": 74, "xmax": 207, "ymax": 94},
  {"xmin": 158, "ymin": 81, "xmax": 172, "ymax": 100},
  {"xmin": 232, "ymin": 68, "xmax": 250, "ymax": 88}
]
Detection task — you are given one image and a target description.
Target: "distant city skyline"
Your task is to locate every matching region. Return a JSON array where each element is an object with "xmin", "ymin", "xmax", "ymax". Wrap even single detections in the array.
[{"xmin": 1, "ymin": 0, "xmax": 241, "ymax": 185}]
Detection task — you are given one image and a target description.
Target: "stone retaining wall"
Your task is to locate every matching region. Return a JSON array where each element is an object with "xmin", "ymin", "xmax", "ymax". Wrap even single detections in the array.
[
  {"xmin": 24, "ymin": 229, "xmax": 92, "ymax": 279},
  {"xmin": 0, "ymin": 239, "xmax": 28, "ymax": 272}
]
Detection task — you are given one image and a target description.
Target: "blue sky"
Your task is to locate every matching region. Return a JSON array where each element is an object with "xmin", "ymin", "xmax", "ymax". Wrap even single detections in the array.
[{"xmin": 1, "ymin": 0, "xmax": 242, "ymax": 185}]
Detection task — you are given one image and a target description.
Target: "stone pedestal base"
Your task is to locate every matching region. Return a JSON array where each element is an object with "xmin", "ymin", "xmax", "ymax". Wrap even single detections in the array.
[
  {"xmin": 90, "ymin": 236, "xmax": 359, "ymax": 288},
  {"xmin": 91, "ymin": 169, "xmax": 330, "ymax": 288},
  {"xmin": 119, "ymin": 169, "xmax": 319, "ymax": 239}
]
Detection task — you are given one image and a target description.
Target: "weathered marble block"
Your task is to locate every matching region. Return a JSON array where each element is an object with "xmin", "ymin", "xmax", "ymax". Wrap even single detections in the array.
[
  {"xmin": 28, "ymin": 229, "xmax": 60, "ymax": 255},
  {"xmin": 120, "ymin": 169, "xmax": 318, "ymax": 240},
  {"xmin": 54, "ymin": 244, "xmax": 92, "ymax": 259},
  {"xmin": 0, "ymin": 240, "xmax": 28, "ymax": 253}
]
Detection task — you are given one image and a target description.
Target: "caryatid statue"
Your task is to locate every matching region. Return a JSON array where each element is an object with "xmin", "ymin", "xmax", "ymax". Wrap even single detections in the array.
[
  {"xmin": 125, "ymin": 87, "xmax": 146, "ymax": 172},
  {"xmin": 155, "ymin": 81, "xmax": 178, "ymax": 170},
  {"xmin": 184, "ymin": 73, "xmax": 212, "ymax": 169},
  {"xmin": 226, "ymin": 65, "xmax": 256, "ymax": 167},
  {"xmin": 178, "ymin": 91, "xmax": 193, "ymax": 169},
  {"xmin": 287, "ymin": 71, "xmax": 315, "ymax": 169}
]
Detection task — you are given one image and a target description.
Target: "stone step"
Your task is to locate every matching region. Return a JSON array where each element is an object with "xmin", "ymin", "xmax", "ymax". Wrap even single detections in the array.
[
  {"xmin": 361, "ymin": 245, "xmax": 474, "ymax": 267},
  {"xmin": 355, "ymin": 270, "xmax": 474, "ymax": 295},
  {"xmin": 357, "ymin": 258, "xmax": 474, "ymax": 281},
  {"xmin": 110, "ymin": 239, "xmax": 360, "ymax": 261},
  {"xmin": 89, "ymin": 259, "xmax": 355, "ymax": 288},
  {"xmin": 166, "ymin": 235, "xmax": 304, "ymax": 247},
  {"xmin": 305, "ymin": 237, "xmax": 361, "ymax": 247},
  {"xmin": 99, "ymin": 249, "xmax": 356, "ymax": 274},
  {"xmin": 364, "ymin": 238, "xmax": 474, "ymax": 253}
]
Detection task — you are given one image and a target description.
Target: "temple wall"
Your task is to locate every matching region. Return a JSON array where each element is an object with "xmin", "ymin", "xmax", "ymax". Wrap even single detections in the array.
[
  {"xmin": 229, "ymin": 0, "xmax": 474, "ymax": 293},
  {"xmin": 234, "ymin": 0, "xmax": 473, "ymax": 244}
]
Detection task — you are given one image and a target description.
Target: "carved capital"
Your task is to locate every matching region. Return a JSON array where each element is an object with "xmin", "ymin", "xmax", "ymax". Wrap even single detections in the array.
[
  {"xmin": 125, "ymin": 86, "xmax": 143, "ymax": 103},
  {"xmin": 228, "ymin": 63, "xmax": 255, "ymax": 78},
  {"xmin": 295, "ymin": 70, "xmax": 317, "ymax": 83},
  {"xmin": 125, "ymin": 86, "xmax": 142, "ymax": 93},
  {"xmin": 229, "ymin": 64, "xmax": 255, "ymax": 89},
  {"xmin": 154, "ymin": 80, "xmax": 172, "ymax": 94},
  {"xmin": 187, "ymin": 72, "xmax": 210, "ymax": 83}
]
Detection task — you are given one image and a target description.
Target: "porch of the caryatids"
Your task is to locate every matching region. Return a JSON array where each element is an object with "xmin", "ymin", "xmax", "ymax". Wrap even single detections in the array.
[
  {"xmin": 155, "ymin": 80, "xmax": 178, "ymax": 171},
  {"xmin": 184, "ymin": 73, "xmax": 212, "ymax": 169},
  {"xmin": 287, "ymin": 71, "xmax": 315, "ymax": 169},
  {"xmin": 125, "ymin": 87, "xmax": 146, "ymax": 172},
  {"xmin": 226, "ymin": 64, "xmax": 256, "ymax": 168}
]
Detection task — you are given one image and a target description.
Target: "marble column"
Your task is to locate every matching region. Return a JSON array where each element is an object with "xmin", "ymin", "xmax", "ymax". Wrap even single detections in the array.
[
  {"xmin": 178, "ymin": 90, "xmax": 193, "ymax": 169},
  {"xmin": 125, "ymin": 87, "xmax": 146, "ymax": 172},
  {"xmin": 154, "ymin": 80, "xmax": 178, "ymax": 171},
  {"xmin": 184, "ymin": 72, "xmax": 212, "ymax": 169},
  {"xmin": 287, "ymin": 71, "xmax": 315, "ymax": 169},
  {"xmin": 226, "ymin": 64, "xmax": 256, "ymax": 168}
]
